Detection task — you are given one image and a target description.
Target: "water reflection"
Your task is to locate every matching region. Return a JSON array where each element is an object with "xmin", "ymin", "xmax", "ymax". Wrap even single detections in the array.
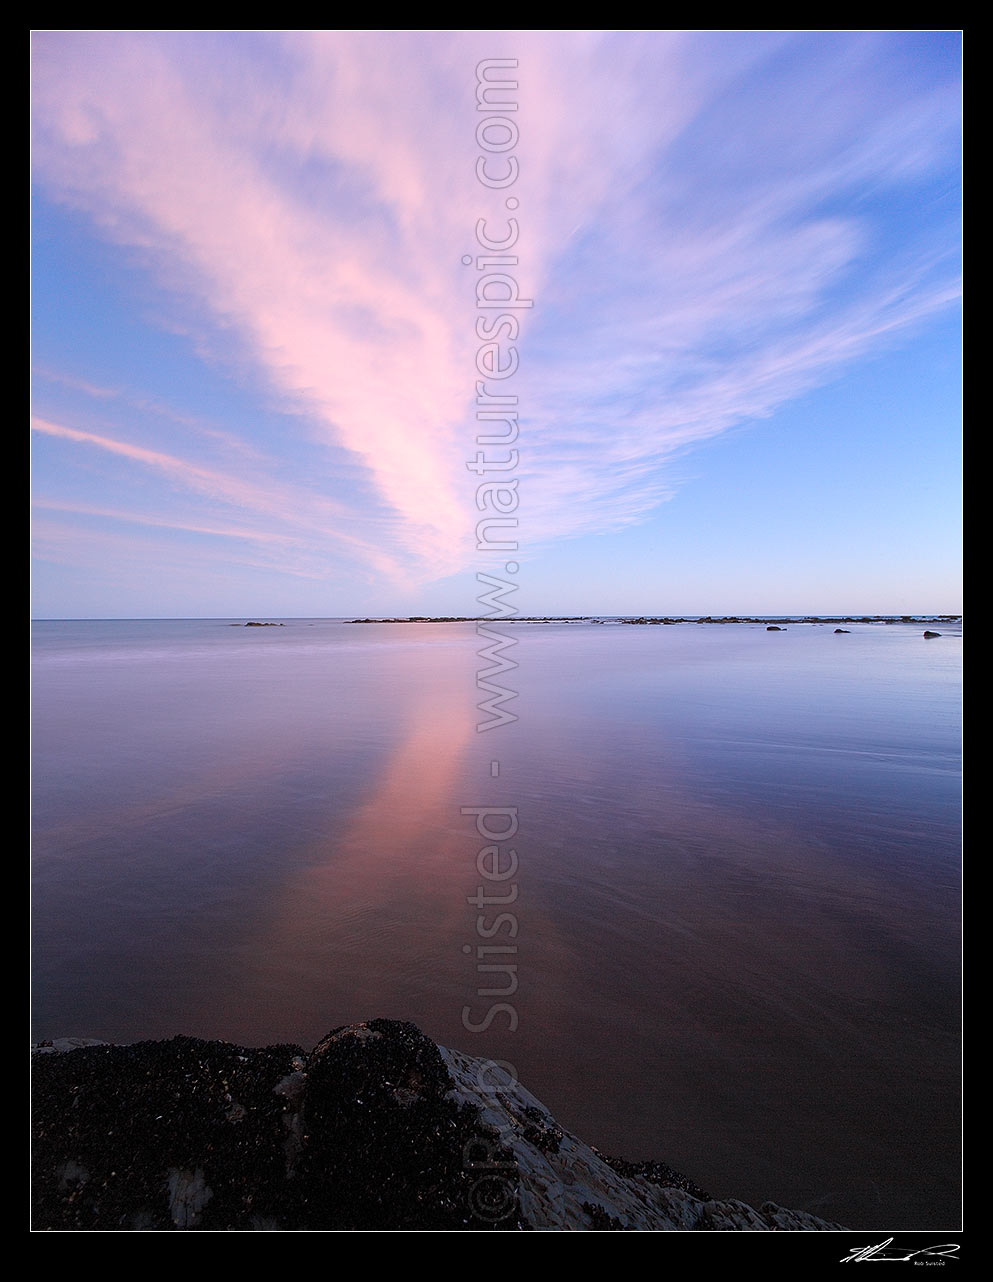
[
  {"xmin": 31, "ymin": 620, "xmax": 960, "ymax": 1230},
  {"xmin": 248, "ymin": 678, "xmax": 478, "ymax": 1033}
]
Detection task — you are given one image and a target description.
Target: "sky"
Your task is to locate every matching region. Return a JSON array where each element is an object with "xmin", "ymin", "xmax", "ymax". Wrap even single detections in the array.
[{"xmin": 31, "ymin": 30, "xmax": 962, "ymax": 618}]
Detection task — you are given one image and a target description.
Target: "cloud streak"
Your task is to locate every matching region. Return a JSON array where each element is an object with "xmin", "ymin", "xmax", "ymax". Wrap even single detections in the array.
[
  {"xmin": 30, "ymin": 415, "xmax": 409, "ymax": 586},
  {"xmin": 32, "ymin": 31, "xmax": 960, "ymax": 586},
  {"xmin": 32, "ymin": 497, "xmax": 300, "ymax": 545}
]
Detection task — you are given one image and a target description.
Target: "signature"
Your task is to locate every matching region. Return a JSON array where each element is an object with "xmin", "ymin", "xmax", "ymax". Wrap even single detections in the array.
[{"xmin": 840, "ymin": 1239, "xmax": 960, "ymax": 1263}]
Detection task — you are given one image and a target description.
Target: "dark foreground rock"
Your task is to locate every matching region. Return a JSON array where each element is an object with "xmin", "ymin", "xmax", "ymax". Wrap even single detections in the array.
[{"xmin": 33, "ymin": 1020, "xmax": 844, "ymax": 1232}]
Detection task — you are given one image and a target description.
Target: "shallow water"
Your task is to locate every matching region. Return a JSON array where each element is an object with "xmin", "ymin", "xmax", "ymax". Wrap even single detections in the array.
[{"xmin": 31, "ymin": 618, "xmax": 961, "ymax": 1229}]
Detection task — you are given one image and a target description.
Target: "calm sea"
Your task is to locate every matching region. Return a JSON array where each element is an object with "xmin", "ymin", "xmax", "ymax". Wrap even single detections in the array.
[{"xmin": 31, "ymin": 617, "xmax": 961, "ymax": 1229}]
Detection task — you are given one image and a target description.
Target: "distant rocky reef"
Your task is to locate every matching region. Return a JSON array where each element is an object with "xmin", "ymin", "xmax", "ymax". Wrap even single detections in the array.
[
  {"xmin": 345, "ymin": 615, "xmax": 960, "ymax": 626},
  {"xmin": 33, "ymin": 1020, "xmax": 844, "ymax": 1232}
]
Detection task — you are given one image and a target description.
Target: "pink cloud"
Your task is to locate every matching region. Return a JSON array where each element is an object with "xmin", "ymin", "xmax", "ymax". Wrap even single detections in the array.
[
  {"xmin": 32, "ymin": 32, "xmax": 959, "ymax": 575},
  {"xmin": 32, "ymin": 497, "xmax": 299, "ymax": 545},
  {"xmin": 30, "ymin": 416, "xmax": 407, "ymax": 584}
]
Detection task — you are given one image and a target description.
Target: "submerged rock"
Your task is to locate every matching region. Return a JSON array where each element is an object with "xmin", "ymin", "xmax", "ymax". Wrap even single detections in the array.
[{"xmin": 32, "ymin": 1020, "xmax": 844, "ymax": 1232}]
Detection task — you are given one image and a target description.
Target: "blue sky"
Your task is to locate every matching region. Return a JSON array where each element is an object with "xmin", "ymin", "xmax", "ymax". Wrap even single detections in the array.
[{"xmin": 31, "ymin": 30, "xmax": 962, "ymax": 617}]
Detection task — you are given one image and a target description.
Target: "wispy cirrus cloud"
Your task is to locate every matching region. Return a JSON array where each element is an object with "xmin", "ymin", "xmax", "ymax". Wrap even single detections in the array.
[
  {"xmin": 31, "ymin": 31, "xmax": 960, "ymax": 586},
  {"xmin": 32, "ymin": 415, "xmax": 329, "ymax": 525},
  {"xmin": 32, "ymin": 497, "xmax": 300, "ymax": 545},
  {"xmin": 30, "ymin": 517, "xmax": 328, "ymax": 589},
  {"xmin": 30, "ymin": 415, "xmax": 406, "ymax": 585}
]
